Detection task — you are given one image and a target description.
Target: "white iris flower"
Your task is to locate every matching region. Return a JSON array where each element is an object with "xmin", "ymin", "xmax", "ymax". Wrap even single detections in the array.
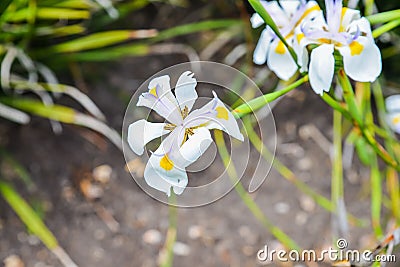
[
  {"xmin": 251, "ymin": 0, "xmax": 320, "ymax": 80},
  {"xmin": 127, "ymin": 71, "xmax": 244, "ymax": 196},
  {"xmin": 294, "ymin": 0, "xmax": 382, "ymax": 95},
  {"xmin": 385, "ymin": 95, "xmax": 400, "ymax": 134}
]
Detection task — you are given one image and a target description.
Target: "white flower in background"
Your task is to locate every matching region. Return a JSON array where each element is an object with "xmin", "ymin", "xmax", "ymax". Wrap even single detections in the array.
[
  {"xmin": 385, "ymin": 95, "xmax": 400, "ymax": 134},
  {"xmin": 294, "ymin": 0, "xmax": 382, "ymax": 95},
  {"xmin": 250, "ymin": 0, "xmax": 320, "ymax": 80},
  {"xmin": 128, "ymin": 72, "xmax": 244, "ymax": 196}
]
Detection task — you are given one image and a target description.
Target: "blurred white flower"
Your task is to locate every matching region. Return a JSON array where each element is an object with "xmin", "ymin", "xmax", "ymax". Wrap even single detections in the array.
[
  {"xmin": 250, "ymin": 0, "xmax": 320, "ymax": 80},
  {"xmin": 385, "ymin": 95, "xmax": 400, "ymax": 134},
  {"xmin": 294, "ymin": 0, "xmax": 382, "ymax": 95},
  {"xmin": 128, "ymin": 72, "xmax": 243, "ymax": 196}
]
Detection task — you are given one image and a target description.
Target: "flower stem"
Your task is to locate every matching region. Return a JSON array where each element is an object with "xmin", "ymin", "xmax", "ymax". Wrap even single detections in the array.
[
  {"xmin": 370, "ymin": 155, "xmax": 383, "ymax": 237},
  {"xmin": 214, "ymin": 130, "xmax": 301, "ymax": 251},
  {"xmin": 332, "ymin": 110, "xmax": 348, "ymax": 239},
  {"xmin": 372, "ymin": 19, "xmax": 400, "ymax": 38},
  {"xmin": 337, "ymin": 70, "xmax": 362, "ymax": 126},
  {"xmin": 337, "ymin": 71, "xmax": 400, "ymax": 171},
  {"xmin": 159, "ymin": 193, "xmax": 177, "ymax": 267},
  {"xmin": 233, "ymin": 75, "xmax": 308, "ymax": 118},
  {"xmin": 367, "ymin": 9, "xmax": 400, "ymax": 25}
]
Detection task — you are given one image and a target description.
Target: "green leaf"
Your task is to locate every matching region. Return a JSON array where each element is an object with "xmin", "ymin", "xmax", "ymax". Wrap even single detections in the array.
[
  {"xmin": 233, "ymin": 75, "xmax": 308, "ymax": 118},
  {"xmin": 0, "ymin": 97, "xmax": 76, "ymax": 123},
  {"xmin": 4, "ymin": 7, "xmax": 90, "ymax": 22},
  {"xmin": 62, "ymin": 44, "xmax": 150, "ymax": 61},
  {"xmin": 150, "ymin": 19, "xmax": 241, "ymax": 43},
  {"xmin": 0, "ymin": 0, "xmax": 13, "ymax": 18},
  {"xmin": 52, "ymin": 30, "xmax": 155, "ymax": 53},
  {"xmin": 0, "ymin": 181, "xmax": 58, "ymax": 249}
]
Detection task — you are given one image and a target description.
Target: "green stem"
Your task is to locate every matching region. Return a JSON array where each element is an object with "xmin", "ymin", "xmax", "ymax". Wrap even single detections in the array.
[
  {"xmin": 233, "ymin": 75, "xmax": 308, "ymax": 118},
  {"xmin": 320, "ymin": 93, "xmax": 352, "ymax": 121},
  {"xmin": 372, "ymin": 19, "xmax": 400, "ymax": 39},
  {"xmin": 337, "ymin": 70, "xmax": 362, "ymax": 126},
  {"xmin": 367, "ymin": 9, "xmax": 400, "ymax": 25},
  {"xmin": 332, "ymin": 110, "xmax": 348, "ymax": 239},
  {"xmin": 370, "ymin": 155, "xmax": 383, "ymax": 237},
  {"xmin": 337, "ymin": 72, "xmax": 400, "ymax": 171},
  {"xmin": 372, "ymin": 81, "xmax": 400, "ymax": 223},
  {"xmin": 214, "ymin": 130, "xmax": 301, "ymax": 251},
  {"xmin": 160, "ymin": 193, "xmax": 177, "ymax": 267}
]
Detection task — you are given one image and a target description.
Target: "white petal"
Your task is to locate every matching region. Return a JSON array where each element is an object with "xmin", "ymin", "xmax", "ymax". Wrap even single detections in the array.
[
  {"xmin": 144, "ymin": 132, "xmax": 188, "ymax": 196},
  {"xmin": 175, "ymin": 71, "xmax": 198, "ymax": 111},
  {"xmin": 250, "ymin": 13, "xmax": 264, "ymax": 28},
  {"xmin": 144, "ymin": 155, "xmax": 188, "ymax": 196},
  {"xmin": 338, "ymin": 36, "xmax": 382, "ymax": 82},
  {"xmin": 309, "ymin": 44, "xmax": 335, "ymax": 95},
  {"xmin": 138, "ymin": 75, "xmax": 182, "ymax": 124},
  {"xmin": 385, "ymin": 95, "xmax": 400, "ymax": 113},
  {"xmin": 267, "ymin": 38, "xmax": 298, "ymax": 81},
  {"xmin": 341, "ymin": 7, "xmax": 360, "ymax": 29},
  {"xmin": 149, "ymin": 75, "xmax": 171, "ymax": 93},
  {"xmin": 346, "ymin": 17, "xmax": 372, "ymax": 37},
  {"xmin": 127, "ymin": 119, "xmax": 169, "ymax": 155},
  {"xmin": 184, "ymin": 92, "xmax": 244, "ymax": 141},
  {"xmin": 174, "ymin": 127, "xmax": 213, "ymax": 168},
  {"xmin": 264, "ymin": 1, "xmax": 290, "ymax": 26},
  {"xmin": 386, "ymin": 113, "xmax": 400, "ymax": 134},
  {"xmin": 279, "ymin": 0, "xmax": 301, "ymax": 17},
  {"xmin": 253, "ymin": 29, "xmax": 272, "ymax": 65}
]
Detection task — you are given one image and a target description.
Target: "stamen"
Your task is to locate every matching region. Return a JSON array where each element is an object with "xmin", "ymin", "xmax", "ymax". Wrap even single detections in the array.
[
  {"xmin": 181, "ymin": 106, "xmax": 189, "ymax": 119},
  {"xmin": 164, "ymin": 123, "xmax": 176, "ymax": 131}
]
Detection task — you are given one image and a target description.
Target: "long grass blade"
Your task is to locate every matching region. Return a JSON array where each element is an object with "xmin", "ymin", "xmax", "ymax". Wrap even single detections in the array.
[{"xmin": 0, "ymin": 181, "xmax": 78, "ymax": 267}]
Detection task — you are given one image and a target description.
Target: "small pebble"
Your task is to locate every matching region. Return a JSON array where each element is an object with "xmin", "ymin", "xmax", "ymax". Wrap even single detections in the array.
[
  {"xmin": 143, "ymin": 229, "xmax": 162, "ymax": 245},
  {"xmin": 94, "ymin": 229, "xmax": 106, "ymax": 240},
  {"xmin": 17, "ymin": 232, "xmax": 28, "ymax": 243},
  {"xmin": 27, "ymin": 235, "xmax": 40, "ymax": 246},
  {"xmin": 238, "ymin": 226, "xmax": 257, "ymax": 245},
  {"xmin": 79, "ymin": 179, "xmax": 104, "ymax": 200},
  {"xmin": 92, "ymin": 247, "xmax": 105, "ymax": 261},
  {"xmin": 173, "ymin": 242, "xmax": 191, "ymax": 256},
  {"xmin": 299, "ymin": 195, "xmax": 316, "ymax": 212},
  {"xmin": 92, "ymin": 164, "xmax": 112, "ymax": 184},
  {"xmin": 296, "ymin": 157, "xmax": 313, "ymax": 171},
  {"xmin": 274, "ymin": 202, "xmax": 290, "ymax": 214},
  {"xmin": 4, "ymin": 255, "xmax": 25, "ymax": 267},
  {"xmin": 295, "ymin": 212, "xmax": 308, "ymax": 226},
  {"xmin": 241, "ymin": 245, "xmax": 254, "ymax": 256},
  {"xmin": 188, "ymin": 225, "xmax": 203, "ymax": 240}
]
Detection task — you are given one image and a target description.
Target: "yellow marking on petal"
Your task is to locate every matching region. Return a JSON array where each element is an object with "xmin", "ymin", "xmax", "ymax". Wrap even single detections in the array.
[
  {"xmin": 149, "ymin": 87, "xmax": 158, "ymax": 97},
  {"xmin": 393, "ymin": 116, "xmax": 400, "ymax": 125},
  {"xmin": 339, "ymin": 8, "xmax": 348, "ymax": 32},
  {"xmin": 349, "ymin": 41, "xmax": 364, "ymax": 56},
  {"xmin": 160, "ymin": 154, "xmax": 174, "ymax": 171},
  {"xmin": 295, "ymin": 5, "xmax": 320, "ymax": 28},
  {"xmin": 275, "ymin": 40, "xmax": 286, "ymax": 54},
  {"xmin": 318, "ymin": 38, "xmax": 332, "ymax": 44},
  {"xmin": 296, "ymin": 33, "xmax": 305, "ymax": 43},
  {"xmin": 216, "ymin": 106, "xmax": 229, "ymax": 120}
]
